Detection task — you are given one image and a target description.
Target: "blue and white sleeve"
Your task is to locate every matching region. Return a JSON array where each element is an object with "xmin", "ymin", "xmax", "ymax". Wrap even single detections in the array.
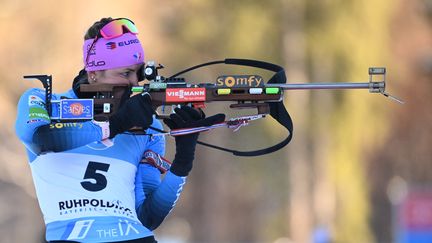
[
  {"xmin": 135, "ymin": 119, "xmax": 187, "ymax": 230},
  {"xmin": 15, "ymin": 88, "xmax": 103, "ymax": 155}
]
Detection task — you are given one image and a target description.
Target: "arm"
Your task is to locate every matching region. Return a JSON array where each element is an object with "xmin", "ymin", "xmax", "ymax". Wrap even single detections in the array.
[
  {"xmin": 135, "ymin": 120, "xmax": 166, "ymax": 208},
  {"xmin": 135, "ymin": 107, "xmax": 225, "ymax": 230},
  {"xmin": 136, "ymin": 169, "xmax": 186, "ymax": 230},
  {"xmin": 135, "ymin": 119, "xmax": 185, "ymax": 230},
  {"xmin": 31, "ymin": 121, "xmax": 106, "ymax": 153},
  {"xmin": 16, "ymin": 89, "xmax": 154, "ymax": 154},
  {"xmin": 15, "ymin": 88, "xmax": 104, "ymax": 154}
]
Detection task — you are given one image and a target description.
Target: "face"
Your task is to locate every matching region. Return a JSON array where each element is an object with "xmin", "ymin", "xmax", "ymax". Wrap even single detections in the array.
[{"xmin": 88, "ymin": 63, "xmax": 142, "ymax": 86}]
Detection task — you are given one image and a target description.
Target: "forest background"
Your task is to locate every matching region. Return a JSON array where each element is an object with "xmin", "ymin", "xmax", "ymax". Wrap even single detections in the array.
[{"xmin": 1, "ymin": 0, "xmax": 431, "ymax": 242}]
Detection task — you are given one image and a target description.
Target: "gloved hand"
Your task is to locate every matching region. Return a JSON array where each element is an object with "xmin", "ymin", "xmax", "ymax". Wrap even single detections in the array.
[
  {"xmin": 163, "ymin": 106, "xmax": 225, "ymax": 176},
  {"xmin": 109, "ymin": 93, "xmax": 154, "ymax": 138}
]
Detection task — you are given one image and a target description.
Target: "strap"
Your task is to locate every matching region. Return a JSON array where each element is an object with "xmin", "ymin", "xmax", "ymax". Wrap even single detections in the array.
[
  {"xmin": 196, "ymin": 58, "xmax": 293, "ymax": 156},
  {"xmin": 167, "ymin": 58, "xmax": 293, "ymax": 156},
  {"xmin": 140, "ymin": 150, "xmax": 172, "ymax": 173},
  {"xmin": 196, "ymin": 102, "xmax": 293, "ymax": 156}
]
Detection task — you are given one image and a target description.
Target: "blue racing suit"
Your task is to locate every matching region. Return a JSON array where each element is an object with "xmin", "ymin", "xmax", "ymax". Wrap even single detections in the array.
[{"xmin": 15, "ymin": 88, "xmax": 186, "ymax": 242}]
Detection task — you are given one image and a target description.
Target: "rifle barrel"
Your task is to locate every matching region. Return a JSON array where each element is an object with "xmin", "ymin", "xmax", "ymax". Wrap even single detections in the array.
[{"xmin": 268, "ymin": 81, "xmax": 384, "ymax": 91}]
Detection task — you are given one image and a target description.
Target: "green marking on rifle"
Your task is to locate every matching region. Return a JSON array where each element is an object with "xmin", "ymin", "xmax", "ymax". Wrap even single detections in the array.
[
  {"xmin": 217, "ymin": 89, "xmax": 231, "ymax": 95},
  {"xmin": 131, "ymin": 87, "xmax": 144, "ymax": 92},
  {"xmin": 265, "ymin": 87, "xmax": 280, "ymax": 94},
  {"xmin": 149, "ymin": 82, "xmax": 167, "ymax": 89}
]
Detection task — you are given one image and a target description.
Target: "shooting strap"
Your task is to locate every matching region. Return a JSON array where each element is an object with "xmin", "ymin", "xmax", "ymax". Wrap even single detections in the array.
[
  {"xmin": 140, "ymin": 150, "xmax": 172, "ymax": 174},
  {"xmin": 178, "ymin": 58, "xmax": 294, "ymax": 156},
  {"xmin": 196, "ymin": 101, "xmax": 293, "ymax": 156}
]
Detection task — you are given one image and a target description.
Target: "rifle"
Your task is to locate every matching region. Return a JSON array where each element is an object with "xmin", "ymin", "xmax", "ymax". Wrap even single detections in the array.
[{"xmin": 24, "ymin": 58, "xmax": 403, "ymax": 156}]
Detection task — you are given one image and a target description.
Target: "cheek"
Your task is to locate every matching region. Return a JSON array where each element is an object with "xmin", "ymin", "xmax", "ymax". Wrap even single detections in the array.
[
  {"xmin": 129, "ymin": 75, "xmax": 138, "ymax": 84},
  {"xmin": 103, "ymin": 76, "xmax": 129, "ymax": 84},
  {"xmin": 113, "ymin": 89, "xmax": 127, "ymax": 98}
]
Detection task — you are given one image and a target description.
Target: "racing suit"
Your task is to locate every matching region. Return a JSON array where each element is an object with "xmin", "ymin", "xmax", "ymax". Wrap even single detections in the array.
[{"xmin": 15, "ymin": 88, "xmax": 185, "ymax": 242}]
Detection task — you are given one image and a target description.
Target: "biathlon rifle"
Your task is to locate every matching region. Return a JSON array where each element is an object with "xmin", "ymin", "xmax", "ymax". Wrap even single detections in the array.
[{"xmin": 24, "ymin": 58, "xmax": 403, "ymax": 156}]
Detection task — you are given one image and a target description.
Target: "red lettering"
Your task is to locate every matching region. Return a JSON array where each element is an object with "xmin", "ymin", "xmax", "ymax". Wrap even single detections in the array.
[{"xmin": 166, "ymin": 88, "xmax": 206, "ymax": 102}]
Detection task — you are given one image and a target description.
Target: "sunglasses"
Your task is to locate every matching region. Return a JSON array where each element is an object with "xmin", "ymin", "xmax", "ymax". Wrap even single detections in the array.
[
  {"xmin": 85, "ymin": 18, "xmax": 139, "ymax": 68},
  {"xmin": 100, "ymin": 18, "xmax": 139, "ymax": 39}
]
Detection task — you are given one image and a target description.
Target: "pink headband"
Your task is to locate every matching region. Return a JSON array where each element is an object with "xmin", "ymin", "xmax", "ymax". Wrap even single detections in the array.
[{"xmin": 83, "ymin": 33, "xmax": 144, "ymax": 71}]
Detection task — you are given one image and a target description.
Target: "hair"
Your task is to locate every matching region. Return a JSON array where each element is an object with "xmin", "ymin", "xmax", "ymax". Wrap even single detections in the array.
[
  {"xmin": 84, "ymin": 17, "xmax": 113, "ymax": 40},
  {"xmin": 72, "ymin": 17, "xmax": 114, "ymax": 98}
]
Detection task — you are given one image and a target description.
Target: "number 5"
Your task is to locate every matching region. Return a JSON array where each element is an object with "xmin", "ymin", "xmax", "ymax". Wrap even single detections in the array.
[{"xmin": 81, "ymin": 161, "xmax": 110, "ymax": 192}]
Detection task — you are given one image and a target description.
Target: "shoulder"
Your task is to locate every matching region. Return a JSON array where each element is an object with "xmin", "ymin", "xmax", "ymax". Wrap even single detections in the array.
[
  {"xmin": 17, "ymin": 88, "xmax": 48, "ymax": 111},
  {"xmin": 18, "ymin": 88, "xmax": 68, "ymax": 107},
  {"xmin": 18, "ymin": 88, "xmax": 76, "ymax": 111},
  {"xmin": 20, "ymin": 88, "xmax": 46, "ymax": 101}
]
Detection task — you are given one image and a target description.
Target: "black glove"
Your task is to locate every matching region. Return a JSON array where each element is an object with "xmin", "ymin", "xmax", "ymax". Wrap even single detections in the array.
[
  {"xmin": 163, "ymin": 106, "xmax": 225, "ymax": 176},
  {"xmin": 109, "ymin": 93, "xmax": 154, "ymax": 138}
]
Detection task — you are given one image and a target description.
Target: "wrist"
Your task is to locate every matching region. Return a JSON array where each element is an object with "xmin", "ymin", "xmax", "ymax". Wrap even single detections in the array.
[
  {"xmin": 170, "ymin": 158, "xmax": 193, "ymax": 176},
  {"xmin": 170, "ymin": 137, "xmax": 198, "ymax": 177},
  {"xmin": 93, "ymin": 120, "xmax": 110, "ymax": 140},
  {"xmin": 108, "ymin": 115, "xmax": 126, "ymax": 138},
  {"xmin": 174, "ymin": 134, "xmax": 198, "ymax": 154}
]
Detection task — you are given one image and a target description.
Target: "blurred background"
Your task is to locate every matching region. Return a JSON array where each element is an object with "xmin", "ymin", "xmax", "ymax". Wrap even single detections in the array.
[{"xmin": 1, "ymin": 0, "xmax": 431, "ymax": 242}]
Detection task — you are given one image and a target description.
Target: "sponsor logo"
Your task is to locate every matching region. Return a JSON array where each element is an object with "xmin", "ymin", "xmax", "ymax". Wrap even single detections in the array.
[
  {"xmin": 66, "ymin": 103, "xmax": 87, "ymax": 116},
  {"xmin": 26, "ymin": 119, "xmax": 45, "ymax": 124},
  {"xmin": 61, "ymin": 99, "xmax": 93, "ymax": 119},
  {"xmin": 28, "ymin": 95, "xmax": 45, "ymax": 107},
  {"xmin": 118, "ymin": 38, "xmax": 140, "ymax": 47},
  {"xmin": 86, "ymin": 60, "xmax": 106, "ymax": 68},
  {"xmin": 216, "ymin": 75, "xmax": 264, "ymax": 87},
  {"xmin": 29, "ymin": 107, "xmax": 50, "ymax": 121},
  {"xmin": 30, "ymin": 100, "xmax": 45, "ymax": 107},
  {"xmin": 67, "ymin": 219, "xmax": 94, "ymax": 240},
  {"xmin": 166, "ymin": 88, "xmax": 206, "ymax": 102},
  {"xmin": 58, "ymin": 199, "xmax": 134, "ymax": 218},
  {"xmin": 49, "ymin": 123, "xmax": 83, "ymax": 129},
  {"xmin": 96, "ymin": 220, "xmax": 140, "ymax": 239},
  {"xmin": 106, "ymin": 42, "xmax": 116, "ymax": 49}
]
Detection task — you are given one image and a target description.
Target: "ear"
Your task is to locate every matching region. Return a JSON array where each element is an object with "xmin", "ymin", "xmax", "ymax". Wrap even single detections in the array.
[{"xmin": 87, "ymin": 71, "xmax": 97, "ymax": 83}]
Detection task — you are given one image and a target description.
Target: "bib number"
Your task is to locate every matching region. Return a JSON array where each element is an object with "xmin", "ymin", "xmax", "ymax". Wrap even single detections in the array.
[{"xmin": 81, "ymin": 161, "xmax": 110, "ymax": 192}]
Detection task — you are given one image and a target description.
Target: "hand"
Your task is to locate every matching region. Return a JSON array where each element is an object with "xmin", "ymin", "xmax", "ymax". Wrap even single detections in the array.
[
  {"xmin": 163, "ymin": 106, "xmax": 225, "ymax": 176},
  {"xmin": 109, "ymin": 93, "xmax": 154, "ymax": 138}
]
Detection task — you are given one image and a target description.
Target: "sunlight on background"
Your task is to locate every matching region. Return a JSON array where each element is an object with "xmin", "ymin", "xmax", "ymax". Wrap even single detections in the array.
[{"xmin": 1, "ymin": 0, "xmax": 431, "ymax": 242}]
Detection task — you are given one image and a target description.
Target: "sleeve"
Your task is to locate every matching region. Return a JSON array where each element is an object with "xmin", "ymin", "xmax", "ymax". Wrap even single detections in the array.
[
  {"xmin": 135, "ymin": 119, "xmax": 188, "ymax": 230},
  {"xmin": 15, "ymin": 88, "xmax": 104, "ymax": 155},
  {"xmin": 136, "ymin": 171, "xmax": 187, "ymax": 230},
  {"xmin": 135, "ymin": 119, "xmax": 166, "ymax": 207}
]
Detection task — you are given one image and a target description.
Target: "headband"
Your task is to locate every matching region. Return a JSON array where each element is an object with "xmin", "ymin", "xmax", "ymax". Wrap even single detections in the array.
[{"xmin": 83, "ymin": 33, "xmax": 144, "ymax": 71}]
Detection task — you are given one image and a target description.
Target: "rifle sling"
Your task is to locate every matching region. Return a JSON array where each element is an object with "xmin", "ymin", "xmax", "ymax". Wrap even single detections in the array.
[
  {"xmin": 196, "ymin": 58, "xmax": 293, "ymax": 156},
  {"xmin": 197, "ymin": 101, "xmax": 293, "ymax": 156}
]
